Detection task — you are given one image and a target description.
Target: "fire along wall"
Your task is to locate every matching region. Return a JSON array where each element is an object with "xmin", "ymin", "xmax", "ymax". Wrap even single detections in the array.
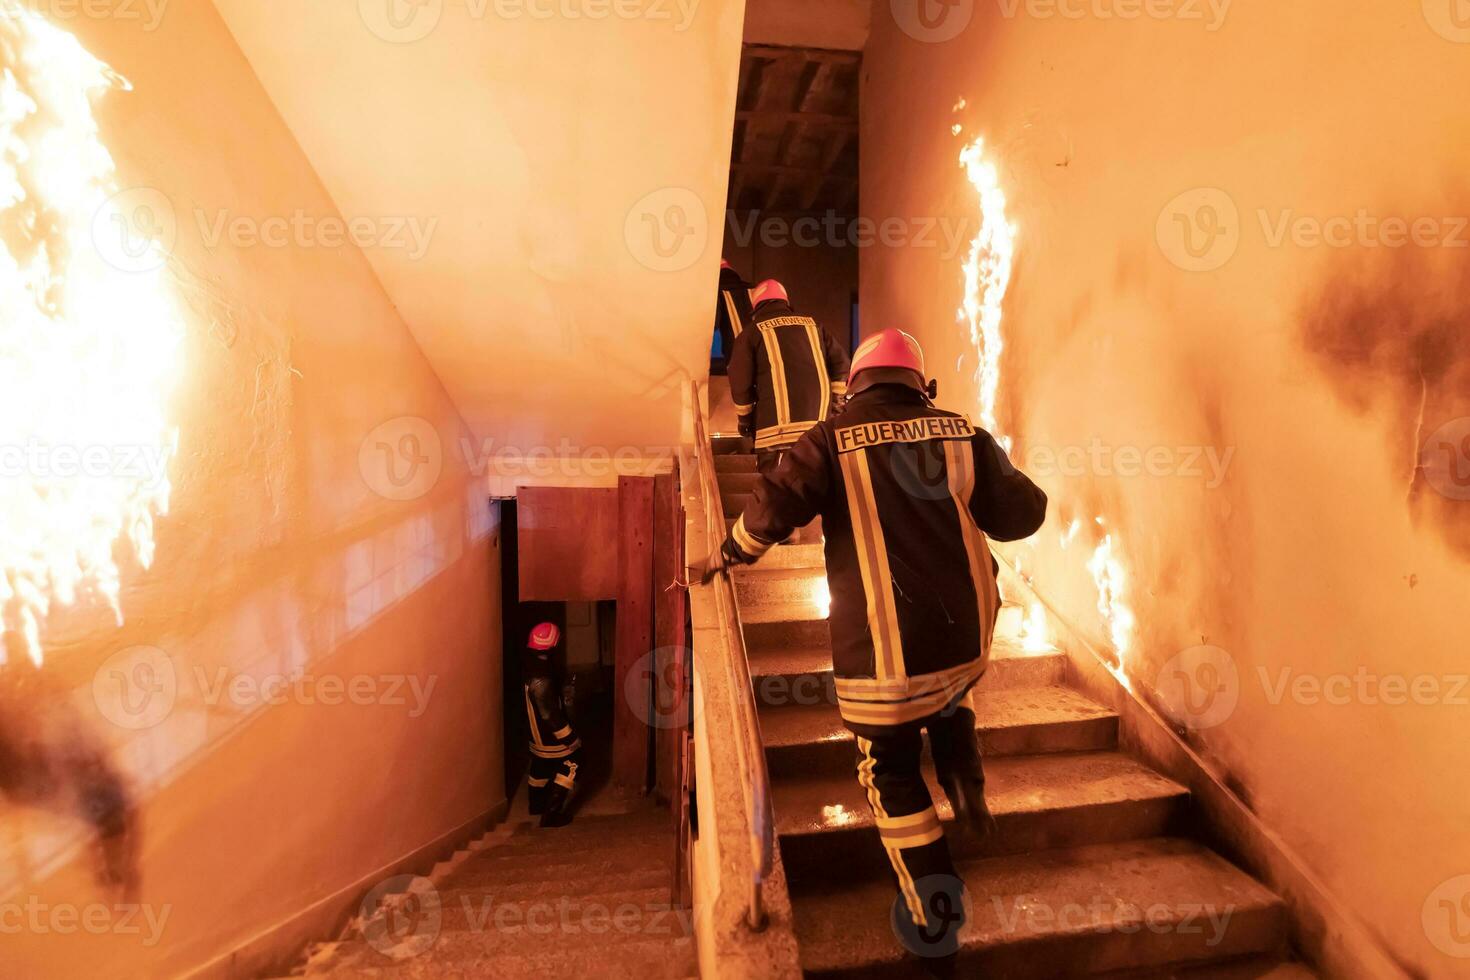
[
  {"xmin": 862, "ymin": 2, "xmax": 1469, "ymax": 975},
  {"xmin": 1, "ymin": 4, "xmax": 502, "ymax": 977}
]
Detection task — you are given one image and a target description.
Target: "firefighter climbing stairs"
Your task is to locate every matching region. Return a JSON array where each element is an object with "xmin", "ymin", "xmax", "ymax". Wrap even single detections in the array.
[{"xmin": 712, "ymin": 437, "xmax": 1317, "ymax": 978}]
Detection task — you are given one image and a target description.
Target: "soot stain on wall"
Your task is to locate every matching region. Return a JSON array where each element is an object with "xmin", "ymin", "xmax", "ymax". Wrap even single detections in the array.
[{"xmin": 1300, "ymin": 247, "xmax": 1470, "ymax": 560}]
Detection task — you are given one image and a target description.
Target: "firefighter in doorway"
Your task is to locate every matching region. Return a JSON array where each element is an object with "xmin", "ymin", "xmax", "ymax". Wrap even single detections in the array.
[
  {"xmin": 727, "ymin": 279, "xmax": 851, "ymax": 475},
  {"xmin": 713, "ymin": 259, "xmax": 754, "ymax": 374},
  {"xmin": 712, "ymin": 329, "xmax": 1047, "ymax": 967},
  {"xmin": 522, "ymin": 622, "xmax": 581, "ymax": 828}
]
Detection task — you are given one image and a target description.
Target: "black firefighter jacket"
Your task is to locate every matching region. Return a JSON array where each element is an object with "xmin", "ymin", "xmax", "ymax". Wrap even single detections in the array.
[
  {"xmin": 727, "ymin": 300, "xmax": 851, "ymax": 452},
  {"xmin": 714, "ymin": 266, "xmax": 754, "ymax": 362},
  {"xmin": 726, "ymin": 385, "xmax": 1048, "ymax": 731}
]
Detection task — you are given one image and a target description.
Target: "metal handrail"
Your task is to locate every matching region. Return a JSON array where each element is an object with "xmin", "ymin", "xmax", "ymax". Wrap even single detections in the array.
[{"xmin": 689, "ymin": 379, "xmax": 775, "ymax": 932}]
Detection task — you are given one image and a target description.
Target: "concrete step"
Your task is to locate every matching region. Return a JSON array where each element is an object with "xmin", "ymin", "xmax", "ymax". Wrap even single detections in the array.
[
  {"xmin": 711, "ymin": 436, "xmax": 748, "ymax": 456},
  {"xmin": 434, "ymin": 884, "xmax": 686, "ymax": 933},
  {"xmin": 761, "ymin": 685, "xmax": 1119, "ymax": 777},
  {"xmin": 745, "ymin": 638, "xmax": 1068, "ymax": 697},
  {"xmin": 739, "ymin": 596, "xmax": 828, "ymax": 625},
  {"xmin": 448, "ymin": 848, "xmax": 668, "ymax": 888},
  {"xmin": 1097, "ymin": 955, "xmax": 1317, "ymax": 978},
  {"xmin": 776, "ymin": 751, "xmax": 1189, "ymax": 886},
  {"xmin": 434, "ymin": 865, "xmax": 672, "ymax": 908},
  {"xmin": 736, "ymin": 541, "xmax": 825, "ymax": 571},
  {"xmin": 714, "ymin": 452, "xmax": 757, "ymax": 473},
  {"xmin": 717, "ymin": 471, "xmax": 763, "ymax": 495},
  {"xmin": 792, "ymin": 838, "xmax": 1286, "ymax": 978},
  {"xmin": 309, "ymin": 929, "xmax": 697, "ymax": 977},
  {"xmin": 734, "ymin": 564, "xmax": 824, "ymax": 606}
]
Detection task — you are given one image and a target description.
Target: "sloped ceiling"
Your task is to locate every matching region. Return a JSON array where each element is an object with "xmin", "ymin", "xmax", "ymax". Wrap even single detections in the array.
[{"xmin": 212, "ymin": 0, "xmax": 745, "ymax": 455}]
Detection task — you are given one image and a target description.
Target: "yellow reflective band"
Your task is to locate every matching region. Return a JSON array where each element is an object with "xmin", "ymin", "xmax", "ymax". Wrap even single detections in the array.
[
  {"xmin": 734, "ymin": 401, "xmax": 756, "ymax": 416},
  {"xmin": 553, "ymin": 725, "xmax": 573, "ymax": 740},
  {"xmin": 723, "ymin": 291, "xmax": 745, "ymax": 338},
  {"xmin": 857, "ymin": 737, "xmax": 926, "ymax": 926},
  {"xmin": 759, "ymin": 324, "xmax": 792, "ymax": 426},
  {"xmin": 803, "ymin": 319, "xmax": 832, "ymax": 422},
  {"xmin": 840, "ymin": 451, "xmax": 905, "ymax": 681},
  {"xmin": 530, "ymin": 740, "xmax": 580, "ymax": 760},
  {"xmin": 555, "ymin": 773, "xmax": 576, "ymax": 789},
  {"xmin": 877, "ymin": 810, "xmax": 945, "ymax": 850},
  {"xmin": 732, "ymin": 514, "xmax": 774, "ymax": 559},
  {"xmin": 527, "ymin": 777, "xmax": 550, "ymax": 788},
  {"xmin": 754, "ymin": 421, "xmax": 815, "ymax": 449},
  {"xmin": 830, "ymin": 381, "xmax": 848, "ymax": 396},
  {"xmin": 945, "ymin": 440, "xmax": 1001, "ymax": 653},
  {"xmin": 525, "ymin": 691, "xmax": 545, "ymax": 750}
]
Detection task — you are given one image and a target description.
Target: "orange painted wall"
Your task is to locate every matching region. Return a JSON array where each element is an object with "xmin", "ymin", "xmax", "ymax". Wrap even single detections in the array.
[
  {"xmin": 1, "ymin": 4, "xmax": 502, "ymax": 977},
  {"xmin": 862, "ymin": 3, "xmax": 1469, "ymax": 975}
]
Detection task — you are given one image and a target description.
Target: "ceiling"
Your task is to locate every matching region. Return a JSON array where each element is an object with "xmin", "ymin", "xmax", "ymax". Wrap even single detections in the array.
[
  {"xmin": 729, "ymin": 44, "xmax": 861, "ymax": 215},
  {"xmin": 742, "ymin": 0, "xmax": 872, "ymax": 50},
  {"xmin": 211, "ymin": 0, "xmax": 745, "ymax": 452}
]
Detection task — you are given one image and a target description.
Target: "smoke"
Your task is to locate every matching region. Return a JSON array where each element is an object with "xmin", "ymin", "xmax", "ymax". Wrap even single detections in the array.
[
  {"xmin": 1299, "ymin": 244, "xmax": 1470, "ymax": 559},
  {"xmin": 0, "ymin": 650, "xmax": 140, "ymax": 897}
]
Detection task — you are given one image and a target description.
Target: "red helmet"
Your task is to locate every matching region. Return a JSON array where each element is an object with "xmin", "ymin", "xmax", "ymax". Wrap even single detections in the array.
[
  {"xmin": 527, "ymin": 622, "xmax": 561, "ymax": 651},
  {"xmin": 849, "ymin": 329, "xmax": 926, "ymax": 382},
  {"xmin": 750, "ymin": 279, "xmax": 788, "ymax": 306}
]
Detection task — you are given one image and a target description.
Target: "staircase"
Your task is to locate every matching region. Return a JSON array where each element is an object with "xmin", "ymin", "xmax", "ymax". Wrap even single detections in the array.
[
  {"xmin": 713, "ymin": 440, "xmax": 1314, "ymax": 979},
  {"xmin": 282, "ymin": 807, "xmax": 695, "ymax": 979}
]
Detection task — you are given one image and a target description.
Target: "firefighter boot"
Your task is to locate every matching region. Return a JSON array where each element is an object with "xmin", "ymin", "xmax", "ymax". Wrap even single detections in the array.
[
  {"xmin": 539, "ymin": 760, "xmax": 580, "ymax": 829},
  {"xmin": 930, "ymin": 707, "xmax": 998, "ymax": 845}
]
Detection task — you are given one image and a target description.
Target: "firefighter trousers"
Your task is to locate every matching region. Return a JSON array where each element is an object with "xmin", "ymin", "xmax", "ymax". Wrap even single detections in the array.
[{"xmin": 851, "ymin": 703, "xmax": 985, "ymax": 949}]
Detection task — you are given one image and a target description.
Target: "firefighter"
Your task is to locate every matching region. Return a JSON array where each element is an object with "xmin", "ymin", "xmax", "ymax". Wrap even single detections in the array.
[
  {"xmin": 522, "ymin": 622, "xmax": 581, "ymax": 828},
  {"xmin": 708, "ymin": 329, "xmax": 1047, "ymax": 965},
  {"xmin": 727, "ymin": 279, "xmax": 851, "ymax": 474},
  {"xmin": 712, "ymin": 259, "xmax": 754, "ymax": 374}
]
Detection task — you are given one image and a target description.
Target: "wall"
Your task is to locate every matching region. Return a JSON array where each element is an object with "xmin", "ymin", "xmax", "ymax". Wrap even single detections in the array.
[
  {"xmin": 862, "ymin": 3, "xmax": 1470, "ymax": 976},
  {"xmin": 0, "ymin": 4, "xmax": 503, "ymax": 977},
  {"xmin": 743, "ymin": 0, "xmax": 871, "ymax": 50},
  {"xmin": 724, "ymin": 227, "xmax": 858, "ymax": 353},
  {"xmin": 212, "ymin": 0, "xmax": 747, "ymax": 463}
]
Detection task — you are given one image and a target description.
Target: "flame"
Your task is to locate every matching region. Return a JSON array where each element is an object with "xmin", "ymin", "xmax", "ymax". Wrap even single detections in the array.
[
  {"xmin": 1020, "ymin": 601, "xmax": 1053, "ymax": 653},
  {"xmin": 1087, "ymin": 531, "xmax": 1136, "ymax": 659},
  {"xmin": 957, "ymin": 136, "xmax": 1017, "ymax": 443},
  {"xmin": 0, "ymin": 10, "xmax": 183, "ymax": 663},
  {"xmin": 811, "ymin": 577, "xmax": 831, "ymax": 619}
]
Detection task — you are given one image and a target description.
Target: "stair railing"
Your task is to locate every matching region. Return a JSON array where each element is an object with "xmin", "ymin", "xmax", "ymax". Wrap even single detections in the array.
[{"xmin": 688, "ymin": 379, "xmax": 775, "ymax": 932}]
